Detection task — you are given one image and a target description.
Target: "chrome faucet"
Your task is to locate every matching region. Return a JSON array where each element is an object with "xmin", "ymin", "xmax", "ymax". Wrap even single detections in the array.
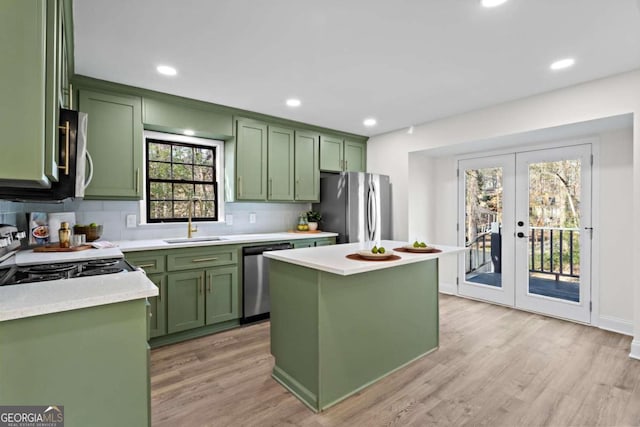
[{"xmin": 187, "ymin": 197, "xmax": 201, "ymax": 238}]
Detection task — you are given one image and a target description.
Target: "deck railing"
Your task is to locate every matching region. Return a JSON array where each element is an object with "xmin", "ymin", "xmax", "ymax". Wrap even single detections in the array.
[
  {"xmin": 529, "ymin": 226, "xmax": 580, "ymax": 278},
  {"xmin": 466, "ymin": 226, "xmax": 580, "ymax": 278}
]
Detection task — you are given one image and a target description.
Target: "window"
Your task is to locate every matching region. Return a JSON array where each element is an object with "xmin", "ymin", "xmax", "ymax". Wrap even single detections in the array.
[{"xmin": 144, "ymin": 131, "xmax": 224, "ymax": 223}]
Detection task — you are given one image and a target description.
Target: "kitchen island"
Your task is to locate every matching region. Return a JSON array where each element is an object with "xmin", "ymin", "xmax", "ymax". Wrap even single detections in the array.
[{"xmin": 264, "ymin": 240, "xmax": 465, "ymax": 412}]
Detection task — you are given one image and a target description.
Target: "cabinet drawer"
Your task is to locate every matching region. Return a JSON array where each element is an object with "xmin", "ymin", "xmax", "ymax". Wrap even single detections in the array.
[
  {"xmin": 167, "ymin": 247, "xmax": 237, "ymax": 271},
  {"xmin": 126, "ymin": 253, "xmax": 166, "ymax": 275}
]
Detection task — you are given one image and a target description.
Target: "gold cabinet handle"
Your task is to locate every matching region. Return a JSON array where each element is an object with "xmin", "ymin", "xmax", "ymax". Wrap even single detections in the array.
[
  {"xmin": 192, "ymin": 257, "xmax": 218, "ymax": 263},
  {"xmin": 198, "ymin": 275, "xmax": 203, "ymax": 295},
  {"xmin": 237, "ymin": 176, "xmax": 243, "ymax": 197},
  {"xmin": 137, "ymin": 263, "xmax": 156, "ymax": 269},
  {"xmin": 69, "ymin": 82, "xmax": 73, "ymax": 110},
  {"xmin": 135, "ymin": 168, "xmax": 140, "ymax": 194},
  {"xmin": 207, "ymin": 278, "xmax": 212, "ymax": 293},
  {"xmin": 269, "ymin": 178, "xmax": 272, "ymax": 198},
  {"xmin": 345, "ymin": 160, "xmax": 348, "ymax": 170},
  {"xmin": 57, "ymin": 121, "xmax": 70, "ymax": 175}
]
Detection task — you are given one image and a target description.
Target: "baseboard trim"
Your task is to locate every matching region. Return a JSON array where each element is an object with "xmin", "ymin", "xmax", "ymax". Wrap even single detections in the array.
[
  {"xmin": 439, "ymin": 281, "xmax": 456, "ymax": 295},
  {"xmin": 598, "ymin": 315, "xmax": 634, "ymax": 336},
  {"xmin": 630, "ymin": 340, "xmax": 640, "ymax": 360}
]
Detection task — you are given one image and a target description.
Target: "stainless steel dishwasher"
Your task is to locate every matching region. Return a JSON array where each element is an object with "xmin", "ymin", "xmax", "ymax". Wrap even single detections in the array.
[{"xmin": 242, "ymin": 242, "xmax": 293, "ymax": 323}]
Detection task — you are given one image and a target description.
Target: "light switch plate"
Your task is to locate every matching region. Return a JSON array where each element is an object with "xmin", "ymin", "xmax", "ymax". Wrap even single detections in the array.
[
  {"xmin": 126, "ymin": 214, "xmax": 137, "ymax": 228},
  {"xmin": 249, "ymin": 213, "xmax": 256, "ymax": 224},
  {"xmin": 225, "ymin": 214, "xmax": 233, "ymax": 225}
]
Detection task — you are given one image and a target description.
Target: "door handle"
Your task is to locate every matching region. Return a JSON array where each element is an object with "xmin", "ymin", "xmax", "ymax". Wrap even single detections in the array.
[
  {"xmin": 517, "ymin": 232, "xmax": 528, "ymax": 238},
  {"xmin": 58, "ymin": 121, "xmax": 70, "ymax": 175}
]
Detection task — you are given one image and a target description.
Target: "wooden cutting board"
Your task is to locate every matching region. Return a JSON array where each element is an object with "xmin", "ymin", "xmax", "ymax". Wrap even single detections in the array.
[{"xmin": 33, "ymin": 244, "xmax": 93, "ymax": 252}]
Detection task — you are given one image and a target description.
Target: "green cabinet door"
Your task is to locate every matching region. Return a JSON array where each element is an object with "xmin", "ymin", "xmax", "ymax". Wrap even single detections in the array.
[
  {"xmin": 148, "ymin": 274, "xmax": 167, "ymax": 338},
  {"xmin": 205, "ymin": 266, "xmax": 239, "ymax": 325},
  {"xmin": 344, "ymin": 139, "xmax": 366, "ymax": 172},
  {"xmin": 320, "ymin": 135, "xmax": 344, "ymax": 172},
  {"xmin": 0, "ymin": 1, "xmax": 48, "ymax": 186},
  {"xmin": 167, "ymin": 270, "xmax": 205, "ymax": 333},
  {"xmin": 295, "ymin": 130, "xmax": 320, "ymax": 201},
  {"xmin": 268, "ymin": 126, "xmax": 295, "ymax": 201},
  {"xmin": 293, "ymin": 240, "xmax": 314, "ymax": 249},
  {"xmin": 236, "ymin": 118, "xmax": 268, "ymax": 200},
  {"xmin": 143, "ymin": 97, "xmax": 233, "ymax": 139},
  {"xmin": 79, "ymin": 89, "xmax": 143, "ymax": 199}
]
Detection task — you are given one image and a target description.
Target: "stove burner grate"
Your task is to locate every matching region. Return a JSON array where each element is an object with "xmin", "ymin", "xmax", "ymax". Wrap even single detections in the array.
[
  {"xmin": 14, "ymin": 275, "xmax": 65, "ymax": 284},
  {"xmin": 25, "ymin": 263, "xmax": 77, "ymax": 274},
  {"xmin": 75, "ymin": 267, "xmax": 125, "ymax": 277},
  {"xmin": 85, "ymin": 259, "xmax": 120, "ymax": 268}
]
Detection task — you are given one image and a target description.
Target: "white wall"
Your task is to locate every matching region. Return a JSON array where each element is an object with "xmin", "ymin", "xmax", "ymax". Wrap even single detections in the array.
[{"xmin": 366, "ymin": 68, "xmax": 640, "ymax": 357}]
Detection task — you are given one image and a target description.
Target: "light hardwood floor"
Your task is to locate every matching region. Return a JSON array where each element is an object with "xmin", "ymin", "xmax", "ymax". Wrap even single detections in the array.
[{"xmin": 150, "ymin": 295, "xmax": 640, "ymax": 426}]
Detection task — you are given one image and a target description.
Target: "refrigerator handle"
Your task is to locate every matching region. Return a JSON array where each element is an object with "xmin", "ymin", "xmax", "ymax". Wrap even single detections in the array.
[{"xmin": 367, "ymin": 183, "xmax": 377, "ymax": 241}]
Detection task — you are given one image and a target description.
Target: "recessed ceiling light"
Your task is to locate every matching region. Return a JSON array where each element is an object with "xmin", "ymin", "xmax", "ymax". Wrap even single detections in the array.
[
  {"xmin": 286, "ymin": 98, "xmax": 301, "ymax": 107},
  {"xmin": 156, "ymin": 65, "xmax": 177, "ymax": 76},
  {"xmin": 363, "ymin": 118, "xmax": 377, "ymax": 127},
  {"xmin": 481, "ymin": 0, "xmax": 508, "ymax": 8},
  {"xmin": 550, "ymin": 58, "xmax": 575, "ymax": 70},
  {"xmin": 183, "ymin": 129, "xmax": 195, "ymax": 136},
  {"xmin": 407, "ymin": 126, "xmax": 414, "ymax": 135}
]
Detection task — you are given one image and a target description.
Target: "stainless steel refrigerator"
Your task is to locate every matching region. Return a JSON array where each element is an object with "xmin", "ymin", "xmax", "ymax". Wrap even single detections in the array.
[{"xmin": 313, "ymin": 172, "xmax": 391, "ymax": 244}]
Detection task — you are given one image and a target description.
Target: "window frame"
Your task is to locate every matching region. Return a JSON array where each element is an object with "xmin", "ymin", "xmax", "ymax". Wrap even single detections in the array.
[{"xmin": 142, "ymin": 130, "xmax": 225, "ymax": 224}]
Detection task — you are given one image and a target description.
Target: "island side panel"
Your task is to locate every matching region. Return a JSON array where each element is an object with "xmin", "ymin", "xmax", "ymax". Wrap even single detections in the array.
[
  {"xmin": 270, "ymin": 259, "xmax": 320, "ymax": 409},
  {"xmin": 317, "ymin": 259, "xmax": 439, "ymax": 410},
  {"xmin": 0, "ymin": 299, "xmax": 149, "ymax": 427}
]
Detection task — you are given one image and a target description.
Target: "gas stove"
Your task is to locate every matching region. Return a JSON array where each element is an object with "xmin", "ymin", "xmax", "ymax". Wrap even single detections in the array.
[{"xmin": 0, "ymin": 258, "xmax": 137, "ymax": 286}]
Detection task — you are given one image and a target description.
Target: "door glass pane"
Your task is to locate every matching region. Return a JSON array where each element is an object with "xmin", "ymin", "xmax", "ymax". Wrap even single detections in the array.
[
  {"xmin": 527, "ymin": 160, "xmax": 580, "ymax": 302},
  {"xmin": 464, "ymin": 167, "xmax": 503, "ymax": 287}
]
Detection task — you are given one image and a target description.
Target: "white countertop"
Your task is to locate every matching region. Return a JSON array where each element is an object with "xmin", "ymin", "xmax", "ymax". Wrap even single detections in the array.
[
  {"xmin": 263, "ymin": 240, "xmax": 467, "ymax": 276},
  {"xmin": 115, "ymin": 231, "xmax": 338, "ymax": 252},
  {"xmin": 13, "ymin": 247, "xmax": 123, "ymax": 266},
  {"xmin": 0, "ymin": 270, "xmax": 158, "ymax": 322}
]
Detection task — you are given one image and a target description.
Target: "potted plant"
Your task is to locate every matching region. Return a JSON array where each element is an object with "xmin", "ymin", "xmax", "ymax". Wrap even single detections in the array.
[{"xmin": 306, "ymin": 211, "xmax": 322, "ymax": 231}]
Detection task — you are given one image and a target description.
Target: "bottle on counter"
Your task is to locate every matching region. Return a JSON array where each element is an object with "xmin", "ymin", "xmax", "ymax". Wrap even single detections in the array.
[{"xmin": 58, "ymin": 221, "xmax": 71, "ymax": 248}]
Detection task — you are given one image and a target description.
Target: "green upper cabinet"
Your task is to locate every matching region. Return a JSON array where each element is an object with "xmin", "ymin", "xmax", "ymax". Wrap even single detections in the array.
[
  {"xmin": 344, "ymin": 139, "xmax": 366, "ymax": 172},
  {"xmin": 268, "ymin": 126, "xmax": 295, "ymax": 201},
  {"xmin": 320, "ymin": 135, "xmax": 366, "ymax": 173},
  {"xmin": 236, "ymin": 118, "xmax": 268, "ymax": 200},
  {"xmin": 319, "ymin": 135, "xmax": 344, "ymax": 172},
  {"xmin": 294, "ymin": 130, "xmax": 320, "ymax": 201},
  {"xmin": 79, "ymin": 89, "xmax": 143, "ymax": 199},
  {"xmin": 0, "ymin": 0, "xmax": 71, "ymax": 187},
  {"xmin": 143, "ymin": 98, "xmax": 232, "ymax": 139}
]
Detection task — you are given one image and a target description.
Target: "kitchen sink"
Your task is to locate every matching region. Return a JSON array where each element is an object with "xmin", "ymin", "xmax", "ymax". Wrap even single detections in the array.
[{"xmin": 163, "ymin": 236, "xmax": 226, "ymax": 244}]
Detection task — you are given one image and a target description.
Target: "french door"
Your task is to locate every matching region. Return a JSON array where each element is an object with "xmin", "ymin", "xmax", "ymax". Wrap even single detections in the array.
[{"xmin": 458, "ymin": 144, "xmax": 592, "ymax": 323}]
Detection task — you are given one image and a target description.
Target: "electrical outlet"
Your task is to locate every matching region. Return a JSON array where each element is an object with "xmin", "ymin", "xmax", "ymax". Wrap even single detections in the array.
[
  {"xmin": 126, "ymin": 214, "xmax": 137, "ymax": 228},
  {"xmin": 225, "ymin": 214, "xmax": 233, "ymax": 225},
  {"xmin": 249, "ymin": 213, "xmax": 256, "ymax": 224}
]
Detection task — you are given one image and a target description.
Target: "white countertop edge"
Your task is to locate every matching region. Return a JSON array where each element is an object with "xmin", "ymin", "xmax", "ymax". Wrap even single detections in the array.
[
  {"xmin": 115, "ymin": 232, "xmax": 338, "ymax": 252},
  {"xmin": 0, "ymin": 271, "xmax": 158, "ymax": 322},
  {"xmin": 264, "ymin": 242, "xmax": 467, "ymax": 276}
]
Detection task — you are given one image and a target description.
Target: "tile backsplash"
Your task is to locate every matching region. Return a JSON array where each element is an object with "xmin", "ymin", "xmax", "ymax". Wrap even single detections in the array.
[{"xmin": 0, "ymin": 199, "xmax": 310, "ymax": 242}]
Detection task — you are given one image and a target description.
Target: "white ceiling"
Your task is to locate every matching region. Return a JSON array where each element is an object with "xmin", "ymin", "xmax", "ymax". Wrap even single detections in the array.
[{"xmin": 73, "ymin": 0, "xmax": 640, "ymax": 137}]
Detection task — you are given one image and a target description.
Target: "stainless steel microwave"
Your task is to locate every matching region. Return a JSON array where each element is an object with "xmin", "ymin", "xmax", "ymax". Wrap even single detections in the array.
[{"xmin": 0, "ymin": 109, "xmax": 93, "ymax": 202}]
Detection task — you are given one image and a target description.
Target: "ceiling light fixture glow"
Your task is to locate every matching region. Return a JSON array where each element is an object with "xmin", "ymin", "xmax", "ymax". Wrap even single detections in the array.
[
  {"xmin": 363, "ymin": 118, "xmax": 377, "ymax": 127},
  {"xmin": 550, "ymin": 58, "xmax": 575, "ymax": 70},
  {"xmin": 156, "ymin": 65, "xmax": 177, "ymax": 76},
  {"xmin": 481, "ymin": 0, "xmax": 508, "ymax": 8},
  {"xmin": 407, "ymin": 126, "xmax": 414, "ymax": 135},
  {"xmin": 286, "ymin": 98, "xmax": 301, "ymax": 107},
  {"xmin": 183, "ymin": 129, "xmax": 195, "ymax": 136}
]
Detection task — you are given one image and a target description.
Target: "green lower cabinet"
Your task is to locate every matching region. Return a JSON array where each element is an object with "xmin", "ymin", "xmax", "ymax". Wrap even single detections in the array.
[
  {"xmin": 205, "ymin": 266, "xmax": 239, "ymax": 324},
  {"xmin": 167, "ymin": 270, "xmax": 206, "ymax": 333},
  {"xmin": 293, "ymin": 240, "xmax": 314, "ymax": 249},
  {"xmin": 148, "ymin": 274, "xmax": 167, "ymax": 338},
  {"xmin": 0, "ymin": 300, "xmax": 150, "ymax": 426},
  {"xmin": 168, "ymin": 266, "xmax": 240, "ymax": 334}
]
